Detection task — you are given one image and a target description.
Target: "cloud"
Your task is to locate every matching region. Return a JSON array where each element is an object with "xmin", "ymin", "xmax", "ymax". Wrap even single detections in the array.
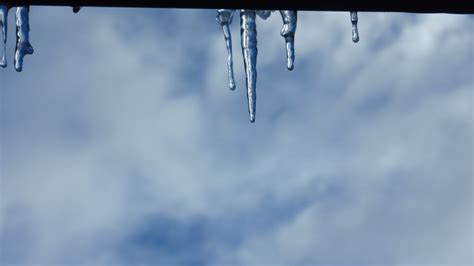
[{"xmin": 1, "ymin": 8, "xmax": 472, "ymax": 265}]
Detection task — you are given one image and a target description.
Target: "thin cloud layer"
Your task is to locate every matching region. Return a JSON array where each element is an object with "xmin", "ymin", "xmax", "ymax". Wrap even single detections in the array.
[{"xmin": 0, "ymin": 8, "xmax": 472, "ymax": 265}]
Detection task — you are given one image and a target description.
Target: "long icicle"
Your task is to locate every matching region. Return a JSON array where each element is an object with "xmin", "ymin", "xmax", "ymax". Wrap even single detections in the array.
[
  {"xmin": 240, "ymin": 10, "xmax": 258, "ymax": 123},
  {"xmin": 280, "ymin": 10, "xmax": 297, "ymax": 71},
  {"xmin": 0, "ymin": 5, "xmax": 8, "ymax": 68},
  {"xmin": 216, "ymin": 9, "xmax": 236, "ymax": 90},
  {"xmin": 14, "ymin": 6, "xmax": 34, "ymax": 72},
  {"xmin": 350, "ymin": 11, "xmax": 359, "ymax": 43}
]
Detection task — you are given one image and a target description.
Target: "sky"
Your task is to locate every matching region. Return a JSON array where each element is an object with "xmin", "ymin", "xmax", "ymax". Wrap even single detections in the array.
[{"xmin": 0, "ymin": 7, "xmax": 473, "ymax": 266}]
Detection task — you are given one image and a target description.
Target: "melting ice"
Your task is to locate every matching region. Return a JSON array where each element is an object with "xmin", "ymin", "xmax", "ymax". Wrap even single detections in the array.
[
  {"xmin": 0, "ymin": 4, "xmax": 8, "ymax": 68},
  {"xmin": 350, "ymin": 11, "xmax": 359, "ymax": 43},
  {"xmin": 280, "ymin": 10, "xmax": 297, "ymax": 71},
  {"xmin": 1, "ymin": 7, "xmax": 360, "ymax": 121},
  {"xmin": 0, "ymin": 5, "xmax": 34, "ymax": 72},
  {"xmin": 240, "ymin": 10, "xmax": 258, "ymax": 122},
  {"xmin": 216, "ymin": 9, "xmax": 236, "ymax": 90},
  {"xmin": 15, "ymin": 6, "xmax": 34, "ymax": 72},
  {"xmin": 215, "ymin": 10, "xmax": 360, "ymax": 122},
  {"xmin": 216, "ymin": 9, "xmax": 298, "ymax": 122}
]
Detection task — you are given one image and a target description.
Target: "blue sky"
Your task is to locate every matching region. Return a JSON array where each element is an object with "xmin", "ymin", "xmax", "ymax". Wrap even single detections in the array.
[{"xmin": 0, "ymin": 7, "xmax": 473, "ymax": 265}]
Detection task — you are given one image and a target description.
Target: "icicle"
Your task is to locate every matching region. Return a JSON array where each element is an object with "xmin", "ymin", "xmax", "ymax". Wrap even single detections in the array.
[
  {"xmin": 240, "ymin": 10, "xmax": 258, "ymax": 123},
  {"xmin": 14, "ymin": 6, "xmax": 34, "ymax": 72},
  {"xmin": 256, "ymin": 10, "xmax": 272, "ymax": 20},
  {"xmin": 72, "ymin": 6, "xmax": 81, "ymax": 13},
  {"xmin": 280, "ymin": 10, "xmax": 297, "ymax": 71},
  {"xmin": 350, "ymin": 11, "xmax": 359, "ymax": 43},
  {"xmin": 0, "ymin": 5, "xmax": 8, "ymax": 68},
  {"xmin": 216, "ymin": 9, "xmax": 236, "ymax": 90}
]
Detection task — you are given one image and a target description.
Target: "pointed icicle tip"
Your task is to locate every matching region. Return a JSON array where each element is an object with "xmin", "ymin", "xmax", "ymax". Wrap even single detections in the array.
[
  {"xmin": 350, "ymin": 11, "xmax": 359, "ymax": 43},
  {"xmin": 240, "ymin": 10, "xmax": 258, "ymax": 123},
  {"xmin": 0, "ymin": 4, "xmax": 8, "ymax": 68},
  {"xmin": 14, "ymin": 6, "xmax": 34, "ymax": 72},
  {"xmin": 249, "ymin": 113, "xmax": 256, "ymax": 123},
  {"xmin": 280, "ymin": 10, "xmax": 297, "ymax": 71}
]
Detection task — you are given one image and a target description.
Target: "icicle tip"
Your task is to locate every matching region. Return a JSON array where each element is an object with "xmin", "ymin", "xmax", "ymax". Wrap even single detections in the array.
[{"xmin": 249, "ymin": 113, "xmax": 256, "ymax": 123}]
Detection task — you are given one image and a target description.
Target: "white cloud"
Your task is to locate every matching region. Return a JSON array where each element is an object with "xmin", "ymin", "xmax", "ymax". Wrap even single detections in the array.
[{"xmin": 1, "ymin": 8, "xmax": 472, "ymax": 265}]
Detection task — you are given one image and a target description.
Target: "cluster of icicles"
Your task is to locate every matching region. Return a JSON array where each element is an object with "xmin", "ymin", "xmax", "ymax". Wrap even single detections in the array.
[
  {"xmin": 0, "ymin": 5, "xmax": 34, "ymax": 71},
  {"xmin": 0, "ymin": 6, "xmax": 360, "ymax": 122},
  {"xmin": 0, "ymin": 5, "xmax": 80, "ymax": 71},
  {"xmin": 216, "ymin": 9, "xmax": 359, "ymax": 122}
]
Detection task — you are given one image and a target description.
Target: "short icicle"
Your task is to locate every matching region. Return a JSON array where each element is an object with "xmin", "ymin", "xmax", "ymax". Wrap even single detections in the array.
[
  {"xmin": 0, "ymin": 5, "xmax": 8, "ymax": 68},
  {"xmin": 72, "ymin": 6, "xmax": 81, "ymax": 13},
  {"xmin": 350, "ymin": 11, "xmax": 359, "ymax": 43},
  {"xmin": 14, "ymin": 6, "xmax": 34, "ymax": 72},
  {"xmin": 216, "ymin": 9, "xmax": 236, "ymax": 90},
  {"xmin": 240, "ymin": 10, "xmax": 258, "ymax": 123},
  {"xmin": 280, "ymin": 10, "xmax": 297, "ymax": 71}
]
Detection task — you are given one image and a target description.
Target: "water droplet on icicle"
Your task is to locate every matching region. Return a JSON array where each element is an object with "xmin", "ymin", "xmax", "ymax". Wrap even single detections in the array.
[
  {"xmin": 0, "ymin": 5, "xmax": 8, "ymax": 68},
  {"xmin": 14, "ymin": 6, "xmax": 34, "ymax": 72},
  {"xmin": 350, "ymin": 11, "xmax": 359, "ymax": 43},
  {"xmin": 280, "ymin": 10, "xmax": 297, "ymax": 71},
  {"xmin": 216, "ymin": 9, "xmax": 236, "ymax": 90},
  {"xmin": 72, "ymin": 6, "xmax": 81, "ymax": 13},
  {"xmin": 240, "ymin": 10, "xmax": 258, "ymax": 123}
]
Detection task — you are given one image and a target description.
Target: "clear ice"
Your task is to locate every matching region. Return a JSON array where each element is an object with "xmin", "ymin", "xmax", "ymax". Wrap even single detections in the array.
[
  {"xmin": 240, "ymin": 10, "xmax": 258, "ymax": 123},
  {"xmin": 350, "ymin": 11, "xmax": 359, "ymax": 43},
  {"xmin": 216, "ymin": 9, "xmax": 299, "ymax": 122},
  {"xmin": 0, "ymin": 5, "xmax": 8, "ymax": 68},
  {"xmin": 280, "ymin": 10, "xmax": 297, "ymax": 70},
  {"xmin": 14, "ymin": 6, "xmax": 34, "ymax": 72},
  {"xmin": 0, "ymin": 7, "xmax": 361, "ymax": 122},
  {"xmin": 216, "ymin": 9, "xmax": 236, "ymax": 90}
]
